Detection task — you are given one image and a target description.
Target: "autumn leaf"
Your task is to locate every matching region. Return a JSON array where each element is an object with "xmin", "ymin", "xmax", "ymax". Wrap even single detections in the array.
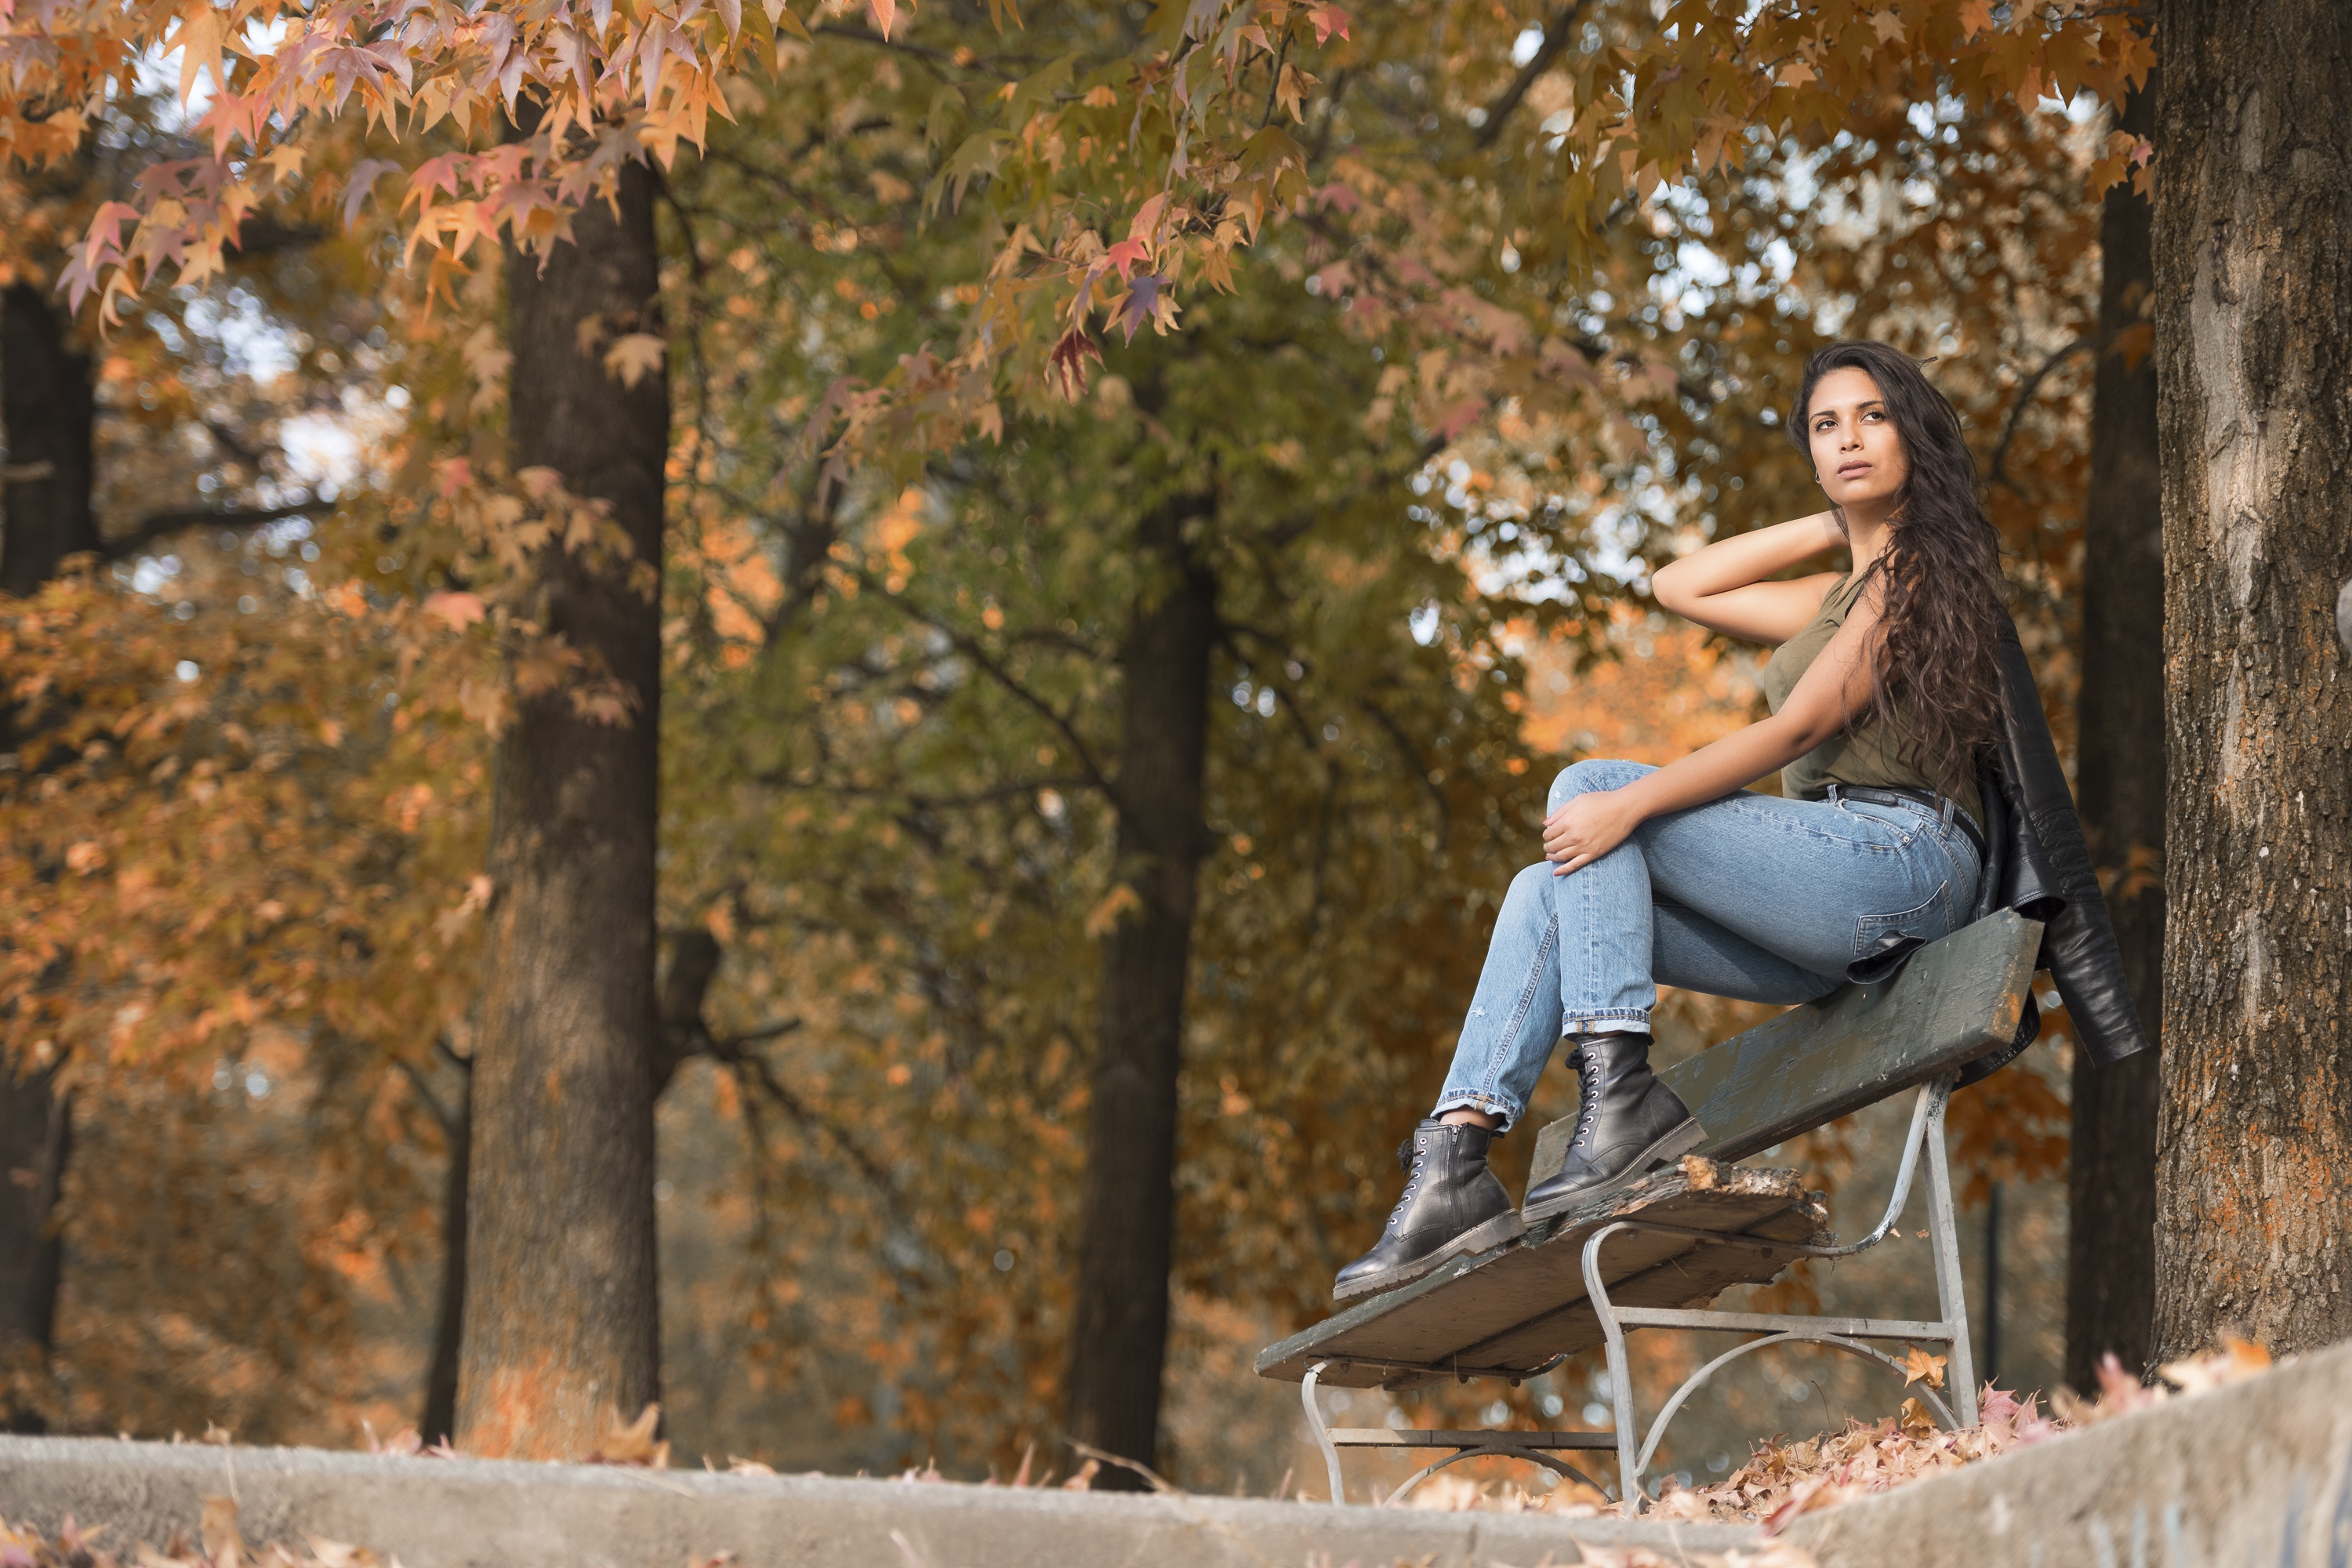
[
  {"xmin": 604, "ymin": 334, "xmax": 667, "ymax": 389},
  {"xmin": 2158, "ymin": 1333, "xmax": 2270, "ymax": 1394},
  {"xmin": 1900, "ymin": 1345, "xmax": 1947, "ymax": 1389},
  {"xmin": 1305, "ymin": 3, "xmax": 1349, "ymax": 44},
  {"xmin": 1047, "ymin": 328, "xmax": 1103, "ymax": 401},
  {"xmin": 342, "ymin": 159, "xmax": 403, "ymax": 232},
  {"xmin": 585, "ymin": 1401, "xmax": 670, "ymax": 1468},
  {"xmin": 1084, "ymin": 884, "xmax": 1141, "ymax": 938},
  {"xmin": 423, "ymin": 592, "xmax": 487, "ymax": 632}
]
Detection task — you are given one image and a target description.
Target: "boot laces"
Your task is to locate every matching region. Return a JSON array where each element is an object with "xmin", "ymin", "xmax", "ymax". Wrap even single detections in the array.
[
  {"xmin": 1572, "ymin": 1049, "xmax": 1602, "ymax": 1152},
  {"xmin": 1386, "ymin": 1132, "xmax": 1431, "ymax": 1230}
]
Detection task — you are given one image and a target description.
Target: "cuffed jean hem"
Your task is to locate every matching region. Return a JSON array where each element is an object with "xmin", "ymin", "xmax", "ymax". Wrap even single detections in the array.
[
  {"xmin": 1566, "ymin": 1010, "xmax": 1650, "ymax": 1034},
  {"xmin": 1431, "ymin": 1091, "xmax": 1524, "ymax": 1131}
]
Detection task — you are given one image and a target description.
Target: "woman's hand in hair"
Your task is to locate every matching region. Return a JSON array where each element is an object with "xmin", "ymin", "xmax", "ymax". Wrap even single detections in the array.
[
  {"xmin": 1652, "ymin": 512, "xmax": 1848, "ymax": 644},
  {"xmin": 1544, "ymin": 786, "xmax": 1645, "ymax": 876}
]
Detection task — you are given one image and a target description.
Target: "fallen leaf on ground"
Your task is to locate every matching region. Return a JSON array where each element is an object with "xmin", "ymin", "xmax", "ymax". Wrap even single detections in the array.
[{"xmin": 583, "ymin": 1402, "xmax": 669, "ymax": 1468}]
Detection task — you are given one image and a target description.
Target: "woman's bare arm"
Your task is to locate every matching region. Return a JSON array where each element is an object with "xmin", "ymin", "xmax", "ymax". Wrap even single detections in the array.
[
  {"xmin": 1652, "ymin": 512, "xmax": 1849, "ymax": 644},
  {"xmin": 1541, "ymin": 584, "xmax": 1886, "ymax": 873}
]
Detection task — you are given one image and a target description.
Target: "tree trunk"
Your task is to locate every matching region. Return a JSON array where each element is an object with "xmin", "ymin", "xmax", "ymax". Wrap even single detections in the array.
[
  {"xmin": 455, "ymin": 156, "xmax": 669, "ymax": 1457},
  {"xmin": 0, "ymin": 1065, "xmax": 69, "ymax": 1432},
  {"xmin": 420, "ymin": 1058, "xmax": 472, "ymax": 1446},
  {"xmin": 2066, "ymin": 74, "xmax": 2164, "ymax": 1392},
  {"xmin": 2150, "ymin": 0, "xmax": 2352, "ymax": 1360},
  {"xmin": 1, "ymin": 282, "xmax": 96, "ymax": 1429},
  {"xmin": 1063, "ymin": 497, "xmax": 1217, "ymax": 1484},
  {"xmin": 0, "ymin": 282, "xmax": 98, "ymax": 597}
]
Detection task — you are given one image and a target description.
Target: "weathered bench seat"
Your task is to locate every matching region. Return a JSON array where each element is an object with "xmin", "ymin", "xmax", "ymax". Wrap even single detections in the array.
[{"xmin": 1255, "ymin": 1159, "xmax": 1828, "ymax": 1388}]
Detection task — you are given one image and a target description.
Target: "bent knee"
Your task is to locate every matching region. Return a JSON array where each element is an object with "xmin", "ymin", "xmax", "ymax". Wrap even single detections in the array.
[
  {"xmin": 1548, "ymin": 757, "xmax": 1643, "ymax": 809},
  {"xmin": 1509, "ymin": 860, "xmax": 1556, "ymax": 897}
]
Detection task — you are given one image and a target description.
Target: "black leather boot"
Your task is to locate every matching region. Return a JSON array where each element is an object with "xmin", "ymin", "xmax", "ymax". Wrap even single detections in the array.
[
  {"xmin": 1520, "ymin": 1035, "xmax": 1703, "ymax": 1225},
  {"xmin": 1333, "ymin": 1118, "xmax": 1524, "ymax": 1302}
]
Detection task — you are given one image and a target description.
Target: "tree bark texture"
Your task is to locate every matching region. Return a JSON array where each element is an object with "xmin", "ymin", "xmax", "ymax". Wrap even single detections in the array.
[
  {"xmin": 2066, "ymin": 75, "xmax": 2164, "ymax": 1391},
  {"xmin": 1063, "ymin": 499, "xmax": 1217, "ymax": 1484},
  {"xmin": 0, "ymin": 283, "xmax": 98, "ymax": 597},
  {"xmin": 456, "ymin": 158, "xmax": 668, "ymax": 1457},
  {"xmin": 2151, "ymin": 0, "xmax": 2352, "ymax": 1360},
  {"xmin": 0, "ymin": 1064, "xmax": 69, "ymax": 1432}
]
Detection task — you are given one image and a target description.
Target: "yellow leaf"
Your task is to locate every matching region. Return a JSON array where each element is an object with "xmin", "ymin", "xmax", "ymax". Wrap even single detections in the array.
[{"xmin": 176, "ymin": 7, "xmax": 227, "ymax": 104}]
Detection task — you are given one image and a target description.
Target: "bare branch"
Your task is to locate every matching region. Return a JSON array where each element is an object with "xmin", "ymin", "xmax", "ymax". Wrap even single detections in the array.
[
  {"xmin": 1475, "ymin": 0, "xmax": 1596, "ymax": 151},
  {"xmin": 1987, "ymin": 338, "xmax": 2095, "ymax": 495},
  {"xmin": 104, "ymin": 499, "xmax": 327, "ymax": 562},
  {"xmin": 870, "ymin": 579, "xmax": 1129, "ymax": 816}
]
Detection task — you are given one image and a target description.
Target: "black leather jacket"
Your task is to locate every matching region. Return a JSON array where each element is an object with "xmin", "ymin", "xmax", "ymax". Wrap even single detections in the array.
[{"xmin": 1952, "ymin": 614, "xmax": 2153, "ymax": 1083}]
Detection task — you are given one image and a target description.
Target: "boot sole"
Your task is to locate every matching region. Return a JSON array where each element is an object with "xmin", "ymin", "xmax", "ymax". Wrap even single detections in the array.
[
  {"xmin": 1330, "ymin": 1207, "xmax": 1526, "ymax": 1304},
  {"xmin": 1519, "ymin": 1117, "xmax": 1708, "ymax": 1227}
]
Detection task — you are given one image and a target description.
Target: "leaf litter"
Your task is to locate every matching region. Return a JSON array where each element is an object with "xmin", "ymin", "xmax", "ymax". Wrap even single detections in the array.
[{"xmin": 1388, "ymin": 1335, "xmax": 2274, "ymax": 1561}]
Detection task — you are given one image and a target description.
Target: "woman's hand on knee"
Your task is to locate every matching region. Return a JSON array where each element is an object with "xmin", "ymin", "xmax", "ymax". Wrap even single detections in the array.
[{"xmin": 1544, "ymin": 787, "xmax": 1640, "ymax": 875}]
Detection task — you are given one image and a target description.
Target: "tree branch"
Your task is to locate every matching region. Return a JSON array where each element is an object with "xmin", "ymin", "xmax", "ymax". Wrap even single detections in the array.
[
  {"xmin": 104, "ymin": 499, "xmax": 328, "ymax": 562},
  {"xmin": 1987, "ymin": 338, "xmax": 2095, "ymax": 495},
  {"xmin": 1475, "ymin": 0, "xmax": 1595, "ymax": 150},
  {"xmin": 870, "ymin": 579, "xmax": 1129, "ymax": 817}
]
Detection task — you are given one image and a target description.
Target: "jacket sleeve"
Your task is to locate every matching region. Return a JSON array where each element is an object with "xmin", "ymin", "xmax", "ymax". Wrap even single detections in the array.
[{"xmin": 1993, "ymin": 615, "xmax": 2153, "ymax": 1066}]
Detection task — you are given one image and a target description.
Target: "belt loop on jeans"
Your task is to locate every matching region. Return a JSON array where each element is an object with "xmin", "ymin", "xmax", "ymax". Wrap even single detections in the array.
[{"xmin": 1824, "ymin": 783, "xmax": 1842, "ymax": 809}]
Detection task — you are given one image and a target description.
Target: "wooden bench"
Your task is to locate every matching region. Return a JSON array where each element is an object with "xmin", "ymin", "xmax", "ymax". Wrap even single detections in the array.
[{"xmin": 1255, "ymin": 909, "xmax": 2043, "ymax": 1512}]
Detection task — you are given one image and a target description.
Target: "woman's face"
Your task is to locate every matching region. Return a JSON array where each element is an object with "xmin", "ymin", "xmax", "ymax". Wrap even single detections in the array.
[{"xmin": 1805, "ymin": 366, "xmax": 1910, "ymax": 514}]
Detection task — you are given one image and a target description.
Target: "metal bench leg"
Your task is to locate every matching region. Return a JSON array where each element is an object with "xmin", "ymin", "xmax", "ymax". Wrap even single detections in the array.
[
  {"xmin": 1385, "ymin": 1445, "xmax": 1607, "ymax": 1507},
  {"xmin": 1922, "ymin": 1084, "xmax": 1980, "ymax": 1426},
  {"xmin": 1301, "ymin": 1361, "xmax": 1347, "ymax": 1503},
  {"xmin": 1582, "ymin": 1220, "xmax": 1646, "ymax": 1516}
]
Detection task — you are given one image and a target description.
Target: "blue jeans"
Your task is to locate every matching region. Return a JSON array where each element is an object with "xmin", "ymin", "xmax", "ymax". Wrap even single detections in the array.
[{"xmin": 1433, "ymin": 759, "xmax": 1983, "ymax": 1131}]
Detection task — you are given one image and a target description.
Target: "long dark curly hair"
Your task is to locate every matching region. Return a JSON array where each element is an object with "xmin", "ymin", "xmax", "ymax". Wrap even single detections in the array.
[{"xmin": 1787, "ymin": 341, "xmax": 2007, "ymax": 791}]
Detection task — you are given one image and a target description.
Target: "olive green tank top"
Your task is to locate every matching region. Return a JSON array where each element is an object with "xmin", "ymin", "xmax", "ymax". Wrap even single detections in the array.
[{"xmin": 1759, "ymin": 573, "xmax": 1983, "ymax": 827}]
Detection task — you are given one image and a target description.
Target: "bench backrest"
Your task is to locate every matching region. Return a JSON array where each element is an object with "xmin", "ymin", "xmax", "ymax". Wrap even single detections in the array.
[{"xmin": 1526, "ymin": 910, "xmax": 2042, "ymax": 1181}]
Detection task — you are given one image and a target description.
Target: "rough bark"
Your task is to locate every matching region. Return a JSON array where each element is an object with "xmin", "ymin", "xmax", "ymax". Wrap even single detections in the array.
[
  {"xmin": 0, "ymin": 283, "xmax": 98, "ymax": 597},
  {"xmin": 2151, "ymin": 0, "xmax": 2352, "ymax": 1359},
  {"xmin": 1063, "ymin": 498, "xmax": 1217, "ymax": 1484},
  {"xmin": 455, "ymin": 156, "xmax": 668, "ymax": 1456},
  {"xmin": 419, "ymin": 1058, "xmax": 472, "ymax": 1447},
  {"xmin": 0, "ymin": 1065, "xmax": 69, "ymax": 1432},
  {"xmin": 2066, "ymin": 74, "xmax": 2165, "ymax": 1391}
]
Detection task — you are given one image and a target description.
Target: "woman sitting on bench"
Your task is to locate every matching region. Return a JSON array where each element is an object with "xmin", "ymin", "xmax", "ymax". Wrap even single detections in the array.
[{"xmin": 1338, "ymin": 340, "xmax": 2008, "ymax": 1302}]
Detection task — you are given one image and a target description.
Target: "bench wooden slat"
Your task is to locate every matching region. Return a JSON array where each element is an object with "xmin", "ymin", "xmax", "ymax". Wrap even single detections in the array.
[
  {"xmin": 1254, "ymin": 911, "xmax": 2043, "ymax": 1389},
  {"xmin": 1254, "ymin": 1160, "xmax": 1825, "ymax": 1387},
  {"xmin": 1527, "ymin": 909, "xmax": 2042, "ymax": 1189}
]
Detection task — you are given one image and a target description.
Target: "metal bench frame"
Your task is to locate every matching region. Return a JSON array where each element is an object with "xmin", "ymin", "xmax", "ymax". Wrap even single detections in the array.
[{"xmin": 1299, "ymin": 1072, "xmax": 1978, "ymax": 1512}]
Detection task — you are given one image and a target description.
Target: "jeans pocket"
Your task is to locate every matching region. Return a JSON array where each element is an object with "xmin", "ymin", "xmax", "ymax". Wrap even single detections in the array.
[{"xmin": 1848, "ymin": 884, "xmax": 1955, "ymax": 984}]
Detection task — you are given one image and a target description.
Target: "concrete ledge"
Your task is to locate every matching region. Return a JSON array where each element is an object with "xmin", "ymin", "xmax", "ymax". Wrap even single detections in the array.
[
  {"xmin": 1790, "ymin": 1334, "xmax": 2352, "ymax": 1567},
  {"xmin": 0, "ymin": 1437, "xmax": 1755, "ymax": 1567},
  {"xmin": 17, "ymin": 1336, "xmax": 2351, "ymax": 1567}
]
